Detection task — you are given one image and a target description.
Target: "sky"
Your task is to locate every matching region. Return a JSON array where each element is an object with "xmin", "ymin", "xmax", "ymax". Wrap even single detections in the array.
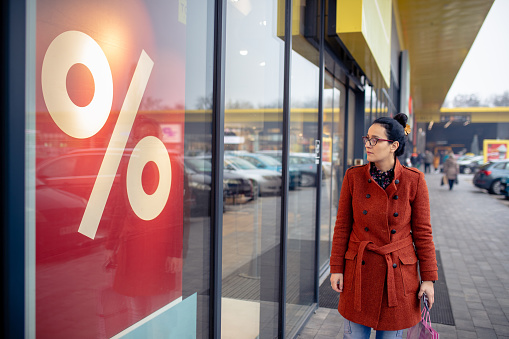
[{"xmin": 444, "ymin": 0, "xmax": 509, "ymax": 104}]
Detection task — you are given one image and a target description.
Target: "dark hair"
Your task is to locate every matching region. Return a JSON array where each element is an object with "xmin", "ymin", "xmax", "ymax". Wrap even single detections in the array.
[{"xmin": 372, "ymin": 113, "xmax": 408, "ymax": 157}]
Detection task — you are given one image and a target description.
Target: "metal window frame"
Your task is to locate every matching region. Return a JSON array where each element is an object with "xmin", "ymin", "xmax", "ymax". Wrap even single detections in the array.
[
  {"xmin": 314, "ymin": 0, "xmax": 325, "ymax": 306},
  {"xmin": 210, "ymin": 0, "xmax": 226, "ymax": 337},
  {"xmin": 278, "ymin": 0, "xmax": 292, "ymax": 337},
  {"xmin": 1, "ymin": 0, "xmax": 27, "ymax": 338}
]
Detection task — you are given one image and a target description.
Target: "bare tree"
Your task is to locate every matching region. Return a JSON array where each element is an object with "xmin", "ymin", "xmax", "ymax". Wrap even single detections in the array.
[
  {"xmin": 493, "ymin": 91, "xmax": 509, "ymax": 106},
  {"xmin": 453, "ymin": 93, "xmax": 481, "ymax": 107}
]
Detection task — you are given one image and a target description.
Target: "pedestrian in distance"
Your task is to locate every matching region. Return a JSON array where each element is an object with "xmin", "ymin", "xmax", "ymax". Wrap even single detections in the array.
[
  {"xmin": 442, "ymin": 151, "xmax": 459, "ymax": 190},
  {"xmin": 330, "ymin": 113, "xmax": 438, "ymax": 339},
  {"xmin": 424, "ymin": 150, "xmax": 434, "ymax": 173}
]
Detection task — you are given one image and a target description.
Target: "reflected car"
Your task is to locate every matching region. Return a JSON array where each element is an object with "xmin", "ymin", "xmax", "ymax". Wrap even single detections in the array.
[
  {"xmin": 36, "ymin": 150, "xmax": 114, "ymax": 201},
  {"xmin": 224, "ymin": 156, "xmax": 282, "ymax": 196},
  {"xmin": 458, "ymin": 155, "xmax": 484, "ymax": 174},
  {"xmin": 228, "ymin": 151, "xmax": 300, "ymax": 190},
  {"xmin": 289, "ymin": 153, "xmax": 324, "ymax": 187},
  {"xmin": 35, "ymin": 178, "xmax": 93, "ymax": 262},
  {"xmin": 184, "ymin": 166, "xmax": 212, "ymax": 216},
  {"xmin": 184, "ymin": 156, "xmax": 254, "ymax": 207},
  {"xmin": 473, "ymin": 160, "xmax": 509, "ymax": 195},
  {"xmin": 258, "ymin": 150, "xmax": 324, "ymax": 187}
]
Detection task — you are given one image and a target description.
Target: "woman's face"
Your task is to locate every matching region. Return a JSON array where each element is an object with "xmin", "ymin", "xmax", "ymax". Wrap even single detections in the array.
[{"xmin": 365, "ymin": 124, "xmax": 398, "ymax": 164}]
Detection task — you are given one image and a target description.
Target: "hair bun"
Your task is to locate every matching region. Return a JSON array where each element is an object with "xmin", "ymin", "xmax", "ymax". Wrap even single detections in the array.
[{"xmin": 393, "ymin": 113, "xmax": 408, "ymax": 128}]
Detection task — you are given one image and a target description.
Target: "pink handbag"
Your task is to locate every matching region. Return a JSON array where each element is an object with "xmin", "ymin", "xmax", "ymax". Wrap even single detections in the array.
[{"xmin": 406, "ymin": 294, "xmax": 439, "ymax": 339}]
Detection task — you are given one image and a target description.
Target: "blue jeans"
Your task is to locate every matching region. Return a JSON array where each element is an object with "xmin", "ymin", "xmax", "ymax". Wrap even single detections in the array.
[{"xmin": 343, "ymin": 319, "xmax": 404, "ymax": 339}]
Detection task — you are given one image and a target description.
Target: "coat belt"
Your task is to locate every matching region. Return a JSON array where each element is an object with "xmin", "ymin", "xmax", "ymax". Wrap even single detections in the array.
[{"xmin": 349, "ymin": 235, "xmax": 414, "ymax": 312}]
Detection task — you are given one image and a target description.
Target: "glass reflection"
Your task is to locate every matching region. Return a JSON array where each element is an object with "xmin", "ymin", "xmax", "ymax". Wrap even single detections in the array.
[
  {"xmin": 33, "ymin": 0, "xmax": 213, "ymax": 337},
  {"xmin": 319, "ymin": 69, "xmax": 346, "ymax": 270},
  {"xmin": 285, "ymin": 50, "xmax": 319, "ymax": 334},
  {"xmin": 222, "ymin": 0, "xmax": 284, "ymax": 337}
]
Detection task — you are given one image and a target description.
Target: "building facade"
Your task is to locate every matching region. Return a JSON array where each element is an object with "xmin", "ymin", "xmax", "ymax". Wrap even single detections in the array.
[{"xmin": 1, "ymin": 0, "xmax": 493, "ymax": 338}]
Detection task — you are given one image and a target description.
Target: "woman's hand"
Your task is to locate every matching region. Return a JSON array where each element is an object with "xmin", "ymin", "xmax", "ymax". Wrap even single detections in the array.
[
  {"xmin": 418, "ymin": 281, "xmax": 435, "ymax": 309},
  {"xmin": 330, "ymin": 273, "xmax": 343, "ymax": 293}
]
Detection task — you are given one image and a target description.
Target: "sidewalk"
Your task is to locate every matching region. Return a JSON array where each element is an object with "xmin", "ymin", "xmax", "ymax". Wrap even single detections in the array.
[{"xmin": 298, "ymin": 172, "xmax": 509, "ymax": 338}]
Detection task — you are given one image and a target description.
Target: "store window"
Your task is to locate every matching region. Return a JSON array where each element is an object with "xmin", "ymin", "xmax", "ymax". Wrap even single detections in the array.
[
  {"xmin": 286, "ymin": 49, "xmax": 319, "ymax": 334},
  {"xmin": 28, "ymin": 0, "xmax": 213, "ymax": 337},
  {"xmin": 320, "ymin": 67, "xmax": 345, "ymax": 271},
  {"xmin": 222, "ymin": 0, "xmax": 284, "ymax": 337}
]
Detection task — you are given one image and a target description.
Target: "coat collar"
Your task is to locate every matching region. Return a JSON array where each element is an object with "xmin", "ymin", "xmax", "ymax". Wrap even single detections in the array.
[{"xmin": 364, "ymin": 158, "xmax": 403, "ymax": 196}]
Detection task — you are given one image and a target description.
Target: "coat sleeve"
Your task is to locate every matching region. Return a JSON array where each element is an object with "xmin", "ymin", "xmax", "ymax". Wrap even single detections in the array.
[
  {"xmin": 330, "ymin": 169, "xmax": 354, "ymax": 274},
  {"xmin": 411, "ymin": 172, "xmax": 439, "ymax": 281}
]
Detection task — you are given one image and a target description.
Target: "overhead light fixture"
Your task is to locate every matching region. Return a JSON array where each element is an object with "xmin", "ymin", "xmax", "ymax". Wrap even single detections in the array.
[
  {"xmin": 428, "ymin": 121, "xmax": 434, "ymax": 130},
  {"xmin": 239, "ymin": 50, "xmax": 248, "ymax": 56},
  {"xmin": 463, "ymin": 120, "xmax": 470, "ymax": 126},
  {"xmin": 444, "ymin": 120, "xmax": 452, "ymax": 128},
  {"xmin": 259, "ymin": 61, "xmax": 266, "ymax": 66}
]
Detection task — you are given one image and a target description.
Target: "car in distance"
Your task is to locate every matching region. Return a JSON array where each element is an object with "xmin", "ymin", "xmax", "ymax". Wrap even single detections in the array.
[
  {"xmin": 473, "ymin": 160, "xmax": 509, "ymax": 195},
  {"xmin": 458, "ymin": 155, "xmax": 484, "ymax": 174}
]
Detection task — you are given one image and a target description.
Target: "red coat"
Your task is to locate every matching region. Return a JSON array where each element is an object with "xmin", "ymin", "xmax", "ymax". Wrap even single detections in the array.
[{"xmin": 330, "ymin": 159, "xmax": 438, "ymax": 330}]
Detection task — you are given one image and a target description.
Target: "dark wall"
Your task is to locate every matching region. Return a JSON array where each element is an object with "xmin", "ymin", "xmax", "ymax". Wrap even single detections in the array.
[{"xmin": 424, "ymin": 122, "xmax": 498, "ymax": 153}]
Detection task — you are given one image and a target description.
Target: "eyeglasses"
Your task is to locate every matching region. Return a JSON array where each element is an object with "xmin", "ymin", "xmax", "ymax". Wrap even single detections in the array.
[{"xmin": 362, "ymin": 136, "xmax": 394, "ymax": 146}]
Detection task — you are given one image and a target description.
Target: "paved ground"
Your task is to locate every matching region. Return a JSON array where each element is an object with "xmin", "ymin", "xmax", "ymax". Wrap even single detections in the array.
[{"xmin": 297, "ymin": 171, "xmax": 509, "ymax": 338}]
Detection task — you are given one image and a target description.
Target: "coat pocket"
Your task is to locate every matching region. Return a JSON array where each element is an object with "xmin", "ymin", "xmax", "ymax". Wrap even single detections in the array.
[
  {"xmin": 344, "ymin": 249, "xmax": 357, "ymax": 291},
  {"xmin": 398, "ymin": 249, "xmax": 419, "ymax": 296}
]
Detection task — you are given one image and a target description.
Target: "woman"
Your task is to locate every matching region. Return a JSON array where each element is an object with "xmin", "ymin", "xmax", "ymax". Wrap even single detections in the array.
[
  {"xmin": 442, "ymin": 152, "xmax": 459, "ymax": 190},
  {"xmin": 330, "ymin": 113, "xmax": 437, "ymax": 338}
]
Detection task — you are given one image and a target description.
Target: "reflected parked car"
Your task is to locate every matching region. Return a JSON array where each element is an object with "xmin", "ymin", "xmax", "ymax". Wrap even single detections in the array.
[
  {"xmin": 473, "ymin": 160, "xmax": 509, "ymax": 195},
  {"xmin": 35, "ymin": 178, "xmax": 93, "ymax": 262},
  {"xmin": 184, "ymin": 156, "xmax": 254, "ymax": 209},
  {"xmin": 259, "ymin": 151, "xmax": 324, "ymax": 187},
  {"xmin": 289, "ymin": 153, "xmax": 324, "ymax": 187},
  {"xmin": 229, "ymin": 152, "xmax": 300, "ymax": 190},
  {"xmin": 458, "ymin": 155, "xmax": 484, "ymax": 174},
  {"xmin": 224, "ymin": 156, "xmax": 282, "ymax": 196}
]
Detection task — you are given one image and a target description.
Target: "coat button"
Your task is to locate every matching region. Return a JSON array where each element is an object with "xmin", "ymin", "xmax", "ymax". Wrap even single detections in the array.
[
  {"xmin": 393, "ymin": 263, "xmax": 397, "ymax": 268},
  {"xmin": 393, "ymin": 212, "xmax": 399, "ymax": 217},
  {"xmin": 393, "ymin": 195, "xmax": 398, "ymax": 200},
  {"xmin": 395, "ymin": 179, "xmax": 400, "ymax": 184},
  {"xmin": 363, "ymin": 210, "xmax": 368, "ymax": 215},
  {"xmin": 364, "ymin": 227, "xmax": 369, "ymax": 232},
  {"xmin": 362, "ymin": 260, "xmax": 365, "ymax": 265},
  {"xmin": 366, "ymin": 194, "xmax": 371, "ymax": 198},
  {"xmin": 391, "ymin": 229, "xmax": 396, "ymax": 234},
  {"xmin": 368, "ymin": 178, "xmax": 372, "ymax": 183}
]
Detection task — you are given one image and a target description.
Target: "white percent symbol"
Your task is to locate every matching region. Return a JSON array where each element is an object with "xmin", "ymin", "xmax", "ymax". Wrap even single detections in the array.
[{"xmin": 41, "ymin": 31, "xmax": 172, "ymax": 239}]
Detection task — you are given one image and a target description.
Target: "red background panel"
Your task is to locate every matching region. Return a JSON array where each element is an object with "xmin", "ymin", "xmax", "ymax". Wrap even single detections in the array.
[{"xmin": 35, "ymin": 0, "xmax": 185, "ymax": 337}]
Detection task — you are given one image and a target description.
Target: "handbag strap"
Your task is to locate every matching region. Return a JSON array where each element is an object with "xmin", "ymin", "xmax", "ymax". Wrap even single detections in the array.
[{"xmin": 421, "ymin": 294, "xmax": 432, "ymax": 327}]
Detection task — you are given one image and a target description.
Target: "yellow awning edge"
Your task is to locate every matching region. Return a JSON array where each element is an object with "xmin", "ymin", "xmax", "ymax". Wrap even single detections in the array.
[{"xmin": 336, "ymin": 0, "xmax": 392, "ymax": 88}]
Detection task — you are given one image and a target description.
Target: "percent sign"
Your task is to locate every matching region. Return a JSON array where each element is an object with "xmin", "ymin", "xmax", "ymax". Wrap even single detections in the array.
[{"xmin": 41, "ymin": 31, "xmax": 172, "ymax": 239}]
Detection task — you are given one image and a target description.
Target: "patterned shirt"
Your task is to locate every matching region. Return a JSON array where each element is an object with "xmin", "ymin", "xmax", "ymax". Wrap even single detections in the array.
[{"xmin": 370, "ymin": 163, "xmax": 395, "ymax": 190}]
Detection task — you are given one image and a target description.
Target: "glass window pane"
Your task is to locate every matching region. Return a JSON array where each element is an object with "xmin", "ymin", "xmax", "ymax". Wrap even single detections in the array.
[
  {"xmin": 320, "ymin": 67, "xmax": 346, "ymax": 270},
  {"xmin": 222, "ymin": 0, "xmax": 284, "ymax": 337},
  {"xmin": 30, "ymin": 0, "xmax": 213, "ymax": 337},
  {"xmin": 286, "ymin": 48, "xmax": 319, "ymax": 335}
]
